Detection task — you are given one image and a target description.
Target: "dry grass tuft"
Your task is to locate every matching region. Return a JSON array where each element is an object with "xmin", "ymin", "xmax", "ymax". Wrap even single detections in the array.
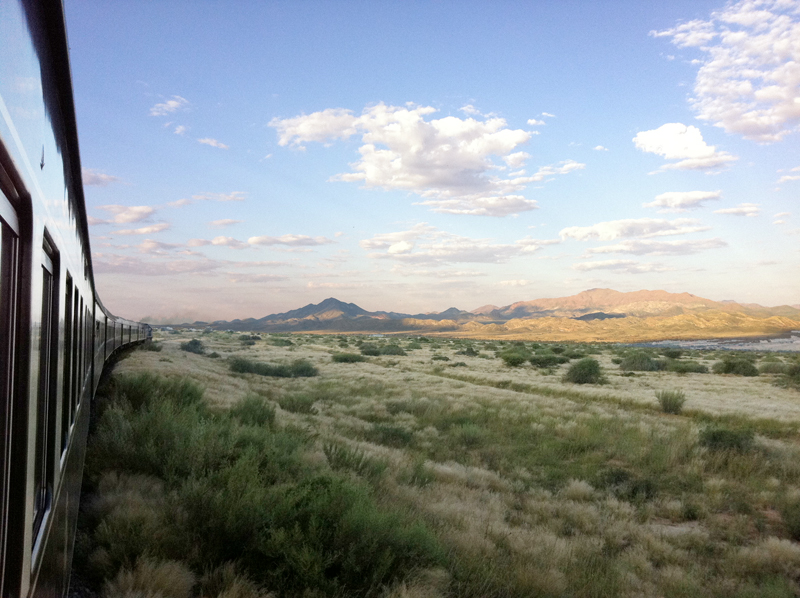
[{"xmin": 103, "ymin": 558, "xmax": 195, "ymax": 598}]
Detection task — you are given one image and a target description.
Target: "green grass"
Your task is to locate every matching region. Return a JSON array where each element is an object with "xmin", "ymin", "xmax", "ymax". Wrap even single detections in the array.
[
  {"xmin": 229, "ymin": 356, "xmax": 318, "ymax": 378},
  {"xmin": 563, "ymin": 358, "xmax": 604, "ymax": 384},
  {"xmin": 656, "ymin": 388, "xmax": 687, "ymax": 414},
  {"xmin": 332, "ymin": 352, "xmax": 366, "ymax": 363}
]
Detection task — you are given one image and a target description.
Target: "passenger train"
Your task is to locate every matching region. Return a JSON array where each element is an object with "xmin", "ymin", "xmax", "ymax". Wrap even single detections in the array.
[{"xmin": 1, "ymin": 1, "xmax": 150, "ymax": 596}]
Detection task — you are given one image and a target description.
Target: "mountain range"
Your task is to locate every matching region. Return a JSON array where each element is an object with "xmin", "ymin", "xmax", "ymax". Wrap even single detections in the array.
[{"xmin": 166, "ymin": 289, "xmax": 800, "ymax": 343}]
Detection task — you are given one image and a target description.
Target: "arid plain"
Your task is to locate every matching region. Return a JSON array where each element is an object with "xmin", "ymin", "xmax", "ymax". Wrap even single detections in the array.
[{"xmin": 78, "ymin": 329, "xmax": 800, "ymax": 598}]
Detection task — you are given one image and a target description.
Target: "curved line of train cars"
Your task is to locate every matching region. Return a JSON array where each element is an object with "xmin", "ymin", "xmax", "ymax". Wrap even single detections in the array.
[{"xmin": 1, "ymin": 2, "xmax": 150, "ymax": 596}]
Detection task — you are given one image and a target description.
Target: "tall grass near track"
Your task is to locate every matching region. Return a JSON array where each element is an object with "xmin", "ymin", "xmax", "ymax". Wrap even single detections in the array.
[{"xmin": 77, "ymin": 372, "xmax": 442, "ymax": 597}]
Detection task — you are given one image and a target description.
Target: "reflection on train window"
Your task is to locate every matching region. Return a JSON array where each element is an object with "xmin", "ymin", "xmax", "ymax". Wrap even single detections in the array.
[
  {"xmin": 33, "ymin": 238, "xmax": 59, "ymax": 540},
  {"xmin": 61, "ymin": 275, "xmax": 73, "ymax": 454}
]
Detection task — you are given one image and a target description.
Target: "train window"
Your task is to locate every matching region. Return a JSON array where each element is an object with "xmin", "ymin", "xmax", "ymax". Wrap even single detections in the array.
[
  {"xmin": 72, "ymin": 288, "xmax": 80, "ymax": 415},
  {"xmin": 60, "ymin": 275, "xmax": 73, "ymax": 454},
  {"xmin": 33, "ymin": 237, "xmax": 59, "ymax": 540},
  {"xmin": 0, "ymin": 192, "xmax": 20, "ymax": 592}
]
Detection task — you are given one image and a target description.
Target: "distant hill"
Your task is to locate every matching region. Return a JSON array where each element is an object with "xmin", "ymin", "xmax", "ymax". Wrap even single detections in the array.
[{"xmin": 171, "ymin": 290, "xmax": 800, "ymax": 342}]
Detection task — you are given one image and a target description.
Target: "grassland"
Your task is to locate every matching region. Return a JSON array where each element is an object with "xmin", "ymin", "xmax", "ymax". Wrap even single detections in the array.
[{"xmin": 76, "ymin": 331, "xmax": 800, "ymax": 598}]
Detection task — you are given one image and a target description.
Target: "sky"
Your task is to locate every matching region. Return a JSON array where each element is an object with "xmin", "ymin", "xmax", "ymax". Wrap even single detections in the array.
[{"xmin": 64, "ymin": 0, "xmax": 800, "ymax": 323}]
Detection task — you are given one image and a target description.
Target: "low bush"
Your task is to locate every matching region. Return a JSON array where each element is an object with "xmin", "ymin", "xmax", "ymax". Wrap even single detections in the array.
[
  {"xmin": 456, "ymin": 347, "xmax": 479, "ymax": 356},
  {"xmin": 563, "ymin": 350, "xmax": 586, "ymax": 360},
  {"xmin": 207, "ymin": 351, "xmax": 220, "ymax": 359},
  {"xmin": 563, "ymin": 358, "xmax": 604, "ymax": 384},
  {"xmin": 619, "ymin": 352, "xmax": 666, "ymax": 371},
  {"xmin": 229, "ymin": 357, "xmax": 318, "ymax": 378},
  {"xmin": 529, "ymin": 354, "xmax": 569, "ymax": 368},
  {"xmin": 500, "ymin": 352, "xmax": 527, "ymax": 367},
  {"xmin": 139, "ymin": 342, "xmax": 163, "ymax": 352},
  {"xmin": 380, "ymin": 344, "xmax": 407, "ymax": 356},
  {"xmin": 712, "ymin": 358, "xmax": 759, "ymax": 377},
  {"xmin": 323, "ymin": 443, "xmax": 386, "ymax": 480},
  {"xmin": 229, "ymin": 394, "xmax": 275, "ymax": 427},
  {"xmin": 655, "ymin": 389, "xmax": 686, "ymax": 414},
  {"xmin": 759, "ymin": 362, "xmax": 788, "ymax": 374},
  {"xmin": 180, "ymin": 339, "xmax": 205, "ymax": 355},
  {"xmin": 241, "ymin": 339, "xmax": 256, "ymax": 346},
  {"xmin": 359, "ymin": 343, "xmax": 381, "ymax": 356},
  {"xmin": 367, "ymin": 424, "xmax": 414, "ymax": 448},
  {"xmin": 666, "ymin": 360, "xmax": 708, "ymax": 374},
  {"xmin": 431, "ymin": 355, "xmax": 450, "ymax": 361},
  {"xmin": 661, "ymin": 348, "xmax": 683, "ymax": 359},
  {"xmin": 406, "ymin": 341, "xmax": 423, "ymax": 350},
  {"xmin": 270, "ymin": 337, "xmax": 293, "ymax": 347},
  {"xmin": 699, "ymin": 426, "xmax": 754, "ymax": 452},
  {"xmin": 332, "ymin": 353, "xmax": 366, "ymax": 363}
]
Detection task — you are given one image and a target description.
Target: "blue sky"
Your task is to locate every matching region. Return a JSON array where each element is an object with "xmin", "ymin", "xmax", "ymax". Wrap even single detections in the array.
[{"xmin": 65, "ymin": 0, "xmax": 800, "ymax": 322}]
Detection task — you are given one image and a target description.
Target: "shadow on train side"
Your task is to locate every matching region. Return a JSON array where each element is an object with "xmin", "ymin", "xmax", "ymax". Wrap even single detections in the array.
[{"xmin": 1, "ymin": 2, "xmax": 151, "ymax": 597}]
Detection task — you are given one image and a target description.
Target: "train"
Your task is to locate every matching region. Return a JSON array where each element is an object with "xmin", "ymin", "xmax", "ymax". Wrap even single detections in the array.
[{"xmin": 1, "ymin": 1, "xmax": 150, "ymax": 597}]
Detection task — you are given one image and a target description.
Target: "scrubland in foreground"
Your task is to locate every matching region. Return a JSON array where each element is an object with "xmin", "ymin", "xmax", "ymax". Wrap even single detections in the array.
[{"xmin": 75, "ymin": 332, "xmax": 800, "ymax": 598}]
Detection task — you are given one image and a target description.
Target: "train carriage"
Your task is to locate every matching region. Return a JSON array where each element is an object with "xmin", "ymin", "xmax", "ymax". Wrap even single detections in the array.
[{"xmin": 1, "ymin": 1, "xmax": 149, "ymax": 596}]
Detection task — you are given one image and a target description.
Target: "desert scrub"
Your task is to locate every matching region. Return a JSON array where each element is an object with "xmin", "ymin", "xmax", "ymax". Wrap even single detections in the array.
[
  {"xmin": 563, "ymin": 358, "xmax": 604, "ymax": 384},
  {"xmin": 78, "ymin": 372, "xmax": 442, "ymax": 597},
  {"xmin": 139, "ymin": 341, "xmax": 163, "ymax": 352},
  {"xmin": 529, "ymin": 353, "xmax": 569, "ymax": 368},
  {"xmin": 713, "ymin": 358, "xmax": 759, "ymax": 377},
  {"xmin": 332, "ymin": 352, "xmax": 366, "ymax": 363},
  {"xmin": 228, "ymin": 356, "xmax": 318, "ymax": 378},
  {"xmin": 699, "ymin": 426, "xmax": 755, "ymax": 452},
  {"xmin": 656, "ymin": 389, "xmax": 686, "ymax": 414},
  {"xmin": 380, "ymin": 344, "xmax": 407, "ymax": 356},
  {"xmin": 179, "ymin": 338, "xmax": 205, "ymax": 354},
  {"xmin": 359, "ymin": 343, "xmax": 381, "ymax": 356},
  {"xmin": 666, "ymin": 359, "xmax": 709, "ymax": 374},
  {"xmin": 500, "ymin": 352, "xmax": 527, "ymax": 367},
  {"xmin": 619, "ymin": 351, "xmax": 666, "ymax": 371}
]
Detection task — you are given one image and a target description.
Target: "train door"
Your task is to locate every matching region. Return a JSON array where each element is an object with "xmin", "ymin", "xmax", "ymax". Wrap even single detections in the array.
[{"xmin": 0, "ymin": 159, "xmax": 21, "ymax": 598}]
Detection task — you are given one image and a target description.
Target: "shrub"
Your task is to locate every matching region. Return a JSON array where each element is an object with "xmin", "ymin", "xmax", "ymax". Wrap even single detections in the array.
[
  {"xmin": 666, "ymin": 360, "xmax": 708, "ymax": 374},
  {"xmin": 550, "ymin": 346, "xmax": 565, "ymax": 354},
  {"xmin": 270, "ymin": 337, "xmax": 293, "ymax": 347},
  {"xmin": 500, "ymin": 352, "xmax": 527, "ymax": 367},
  {"xmin": 759, "ymin": 362, "xmax": 788, "ymax": 374},
  {"xmin": 179, "ymin": 339, "xmax": 205, "ymax": 355},
  {"xmin": 229, "ymin": 357, "xmax": 318, "ymax": 378},
  {"xmin": 563, "ymin": 358, "xmax": 603, "ymax": 384},
  {"xmin": 207, "ymin": 351, "xmax": 220, "ymax": 359},
  {"xmin": 563, "ymin": 350, "xmax": 586, "ymax": 360},
  {"xmin": 712, "ymin": 358, "xmax": 759, "ymax": 377},
  {"xmin": 238, "ymin": 334, "xmax": 253, "ymax": 341},
  {"xmin": 359, "ymin": 343, "xmax": 381, "ymax": 356},
  {"xmin": 431, "ymin": 355, "xmax": 450, "ymax": 361},
  {"xmin": 103, "ymin": 558, "xmax": 195, "ymax": 598},
  {"xmin": 450, "ymin": 361, "xmax": 467, "ymax": 367},
  {"xmin": 139, "ymin": 342, "xmax": 162, "ymax": 352},
  {"xmin": 661, "ymin": 348, "xmax": 683, "ymax": 359},
  {"xmin": 529, "ymin": 354, "xmax": 569, "ymax": 368},
  {"xmin": 655, "ymin": 389, "xmax": 686, "ymax": 414},
  {"xmin": 229, "ymin": 394, "xmax": 275, "ymax": 427},
  {"xmin": 380, "ymin": 344, "xmax": 407, "ymax": 356},
  {"xmin": 456, "ymin": 347, "xmax": 479, "ymax": 357},
  {"xmin": 406, "ymin": 341, "xmax": 423, "ymax": 350},
  {"xmin": 699, "ymin": 426, "xmax": 754, "ymax": 452},
  {"xmin": 332, "ymin": 353, "xmax": 366, "ymax": 363},
  {"xmin": 619, "ymin": 352, "xmax": 666, "ymax": 371},
  {"xmin": 323, "ymin": 443, "xmax": 387, "ymax": 480},
  {"xmin": 240, "ymin": 339, "xmax": 256, "ymax": 346}
]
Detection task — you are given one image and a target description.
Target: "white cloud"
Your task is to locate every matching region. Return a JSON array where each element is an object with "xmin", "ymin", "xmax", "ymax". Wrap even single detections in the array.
[
  {"xmin": 541, "ymin": 112, "xmax": 556, "ymax": 118},
  {"xmin": 210, "ymin": 236, "xmax": 249, "ymax": 249},
  {"xmin": 88, "ymin": 216, "xmax": 106, "ymax": 226},
  {"xmin": 499, "ymin": 279, "xmax": 531, "ymax": 286},
  {"xmin": 714, "ymin": 202, "xmax": 760, "ymax": 217},
  {"xmin": 209, "ymin": 219, "xmax": 242, "ymax": 228},
  {"xmin": 527, "ymin": 119, "xmax": 545, "ymax": 126},
  {"xmin": 778, "ymin": 175, "xmax": 800, "ymax": 183},
  {"xmin": 593, "ymin": 145, "xmax": 609, "ymax": 151},
  {"xmin": 633, "ymin": 123, "xmax": 737, "ymax": 171},
  {"xmin": 137, "ymin": 239, "xmax": 180, "ymax": 254},
  {"xmin": 247, "ymin": 234, "xmax": 334, "ymax": 246},
  {"xmin": 116, "ymin": 222, "xmax": 171, "ymax": 235},
  {"xmin": 270, "ymin": 103, "xmax": 583, "ymax": 217},
  {"xmin": 168, "ymin": 198, "xmax": 193, "ymax": 208},
  {"xmin": 192, "ymin": 192, "xmax": 246, "ymax": 202},
  {"xmin": 560, "ymin": 217, "xmax": 710, "ymax": 241},
  {"xmin": 96, "ymin": 205, "xmax": 156, "ymax": 224},
  {"xmin": 643, "ymin": 190, "xmax": 722, "ymax": 212},
  {"xmin": 174, "ymin": 125, "xmax": 187, "ymax": 135},
  {"xmin": 586, "ymin": 237, "xmax": 727, "ymax": 255},
  {"xmin": 360, "ymin": 223, "xmax": 558, "ymax": 264},
  {"xmin": 572, "ymin": 259, "xmax": 672, "ymax": 273},
  {"xmin": 198, "ymin": 138, "xmax": 229, "ymax": 149},
  {"xmin": 460, "ymin": 105, "xmax": 481, "ymax": 115},
  {"xmin": 93, "ymin": 254, "xmax": 220, "ymax": 276},
  {"xmin": 82, "ymin": 168, "xmax": 121, "ymax": 187},
  {"xmin": 149, "ymin": 95, "xmax": 189, "ymax": 116},
  {"xmin": 774, "ymin": 211, "xmax": 791, "ymax": 218},
  {"xmin": 186, "ymin": 239, "xmax": 211, "ymax": 247},
  {"xmin": 652, "ymin": 0, "xmax": 800, "ymax": 143}
]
